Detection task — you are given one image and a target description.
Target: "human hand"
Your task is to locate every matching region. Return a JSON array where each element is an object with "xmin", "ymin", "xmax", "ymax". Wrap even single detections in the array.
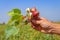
[{"xmin": 31, "ymin": 17, "xmax": 54, "ymax": 34}]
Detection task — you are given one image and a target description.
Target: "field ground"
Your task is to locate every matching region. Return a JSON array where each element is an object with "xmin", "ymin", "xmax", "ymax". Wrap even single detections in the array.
[{"xmin": 0, "ymin": 22, "xmax": 60, "ymax": 40}]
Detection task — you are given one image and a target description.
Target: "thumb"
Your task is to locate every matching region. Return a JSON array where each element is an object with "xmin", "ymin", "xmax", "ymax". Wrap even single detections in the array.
[
  {"xmin": 31, "ymin": 19, "xmax": 41, "ymax": 25},
  {"xmin": 31, "ymin": 17, "xmax": 45, "ymax": 25}
]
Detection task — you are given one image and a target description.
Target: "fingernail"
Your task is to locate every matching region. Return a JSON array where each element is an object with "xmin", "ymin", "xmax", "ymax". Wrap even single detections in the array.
[{"xmin": 32, "ymin": 20, "xmax": 36, "ymax": 23}]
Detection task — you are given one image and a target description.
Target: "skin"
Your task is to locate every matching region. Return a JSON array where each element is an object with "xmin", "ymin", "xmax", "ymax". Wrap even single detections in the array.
[{"xmin": 31, "ymin": 17, "xmax": 60, "ymax": 35}]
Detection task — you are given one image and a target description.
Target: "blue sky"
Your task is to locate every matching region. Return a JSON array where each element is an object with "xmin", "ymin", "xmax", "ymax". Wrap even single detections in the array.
[{"xmin": 0, "ymin": 0, "xmax": 60, "ymax": 23}]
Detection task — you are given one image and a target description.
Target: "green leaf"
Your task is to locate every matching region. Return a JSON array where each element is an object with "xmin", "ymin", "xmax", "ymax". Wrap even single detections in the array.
[
  {"xmin": 5, "ymin": 25, "xmax": 19, "ymax": 39},
  {"xmin": 13, "ymin": 8, "xmax": 21, "ymax": 14},
  {"xmin": 8, "ymin": 8, "xmax": 22, "ymax": 16},
  {"xmin": 7, "ymin": 8, "xmax": 23, "ymax": 26},
  {"xmin": 8, "ymin": 11, "xmax": 14, "ymax": 16}
]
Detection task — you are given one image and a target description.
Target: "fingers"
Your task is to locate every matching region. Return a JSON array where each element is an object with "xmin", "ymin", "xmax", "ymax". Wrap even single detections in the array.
[
  {"xmin": 31, "ymin": 21, "xmax": 51, "ymax": 34},
  {"xmin": 41, "ymin": 30, "xmax": 47, "ymax": 33},
  {"xmin": 31, "ymin": 22, "xmax": 49, "ymax": 33},
  {"xmin": 41, "ymin": 30, "xmax": 50, "ymax": 34},
  {"xmin": 31, "ymin": 23, "xmax": 35, "ymax": 28},
  {"xmin": 31, "ymin": 22, "xmax": 42, "ymax": 31},
  {"xmin": 31, "ymin": 17, "xmax": 46, "ymax": 25},
  {"xmin": 31, "ymin": 19, "xmax": 41, "ymax": 25},
  {"xmin": 31, "ymin": 17, "xmax": 53, "ymax": 34}
]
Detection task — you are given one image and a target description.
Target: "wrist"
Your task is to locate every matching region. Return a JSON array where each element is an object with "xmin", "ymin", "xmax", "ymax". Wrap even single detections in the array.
[
  {"xmin": 45, "ymin": 22, "xmax": 56, "ymax": 34},
  {"xmin": 50, "ymin": 23, "xmax": 60, "ymax": 34}
]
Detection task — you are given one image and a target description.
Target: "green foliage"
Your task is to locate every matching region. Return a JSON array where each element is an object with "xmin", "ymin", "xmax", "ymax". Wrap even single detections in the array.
[
  {"xmin": 7, "ymin": 8, "xmax": 23, "ymax": 26},
  {"xmin": 0, "ymin": 8, "xmax": 60, "ymax": 40},
  {"xmin": 8, "ymin": 8, "xmax": 21, "ymax": 16},
  {"xmin": 0, "ymin": 24, "xmax": 60, "ymax": 40},
  {"xmin": 5, "ymin": 25, "xmax": 19, "ymax": 39}
]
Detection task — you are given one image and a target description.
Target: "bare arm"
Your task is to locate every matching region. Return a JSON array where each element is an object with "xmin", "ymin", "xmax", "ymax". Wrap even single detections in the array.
[
  {"xmin": 51, "ymin": 23, "xmax": 60, "ymax": 34},
  {"xmin": 31, "ymin": 17, "xmax": 60, "ymax": 35}
]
